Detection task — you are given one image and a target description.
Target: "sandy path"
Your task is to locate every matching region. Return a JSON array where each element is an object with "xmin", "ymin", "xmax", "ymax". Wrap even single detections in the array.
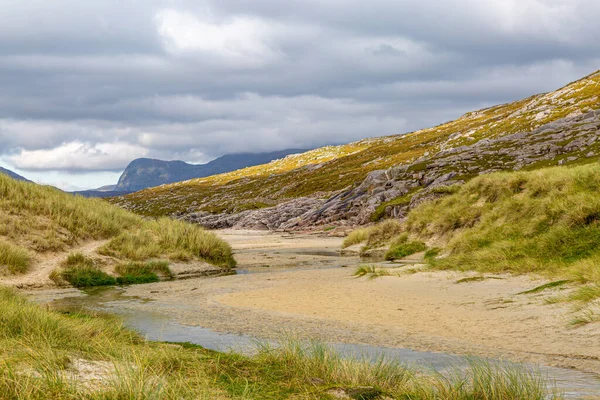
[
  {"xmin": 2, "ymin": 240, "xmax": 108, "ymax": 289},
  {"xmin": 117, "ymin": 230, "xmax": 600, "ymax": 374}
]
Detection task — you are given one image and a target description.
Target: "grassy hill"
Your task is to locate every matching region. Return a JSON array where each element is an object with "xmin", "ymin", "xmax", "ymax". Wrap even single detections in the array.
[
  {"xmin": 348, "ymin": 162, "xmax": 600, "ymax": 325},
  {"xmin": 0, "ymin": 174, "xmax": 235, "ymax": 286},
  {"xmin": 112, "ymin": 70, "xmax": 600, "ymax": 220}
]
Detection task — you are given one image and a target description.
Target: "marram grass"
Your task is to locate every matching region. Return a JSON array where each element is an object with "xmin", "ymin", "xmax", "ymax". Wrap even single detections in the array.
[{"xmin": 407, "ymin": 163, "xmax": 600, "ymax": 276}]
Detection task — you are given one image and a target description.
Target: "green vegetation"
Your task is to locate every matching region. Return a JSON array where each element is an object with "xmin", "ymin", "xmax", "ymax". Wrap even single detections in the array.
[
  {"xmin": 0, "ymin": 174, "xmax": 235, "ymax": 279},
  {"xmin": 52, "ymin": 253, "xmax": 115, "ymax": 287},
  {"xmin": 353, "ymin": 265, "xmax": 391, "ymax": 280},
  {"xmin": 59, "ymin": 265, "xmax": 116, "ymax": 288},
  {"xmin": 0, "ymin": 240, "xmax": 30, "ymax": 274},
  {"xmin": 114, "ymin": 260, "xmax": 172, "ymax": 285},
  {"xmin": 424, "ymin": 247, "xmax": 442, "ymax": 260},
  {"xmin": 100, "ymin": 218, "xmax": 235, "ymax": 268},
  {"xmin": 342, "ymin": 227, "xmax": 369, "ymax": 248},
  {"xmin": 384, "ymin": 233, "xmax": 427, "ymax": 260},
  {"xmin": 0, "ymin": 287, "xmax": 555, "ymax": 399},
  {"xmin": 51, "ymin": 253, "xmax": 175, "ymax": 287},
  {"xmin": 407, "ymin": 163, "xmax": 600, "ymax": 278},
  {"xmin": 362, "ymin": 220, "xmax": 403, "ymax": 249}
]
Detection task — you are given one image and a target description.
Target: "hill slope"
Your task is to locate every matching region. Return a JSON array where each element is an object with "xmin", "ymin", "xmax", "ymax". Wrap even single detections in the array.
[
  {"xmin": 0, "ymin": 175, "xmax": 234, "ymax": 288},
  {"xmin": 0, "ymin": 167, "xmax": 29, "ymax": 182},
  {"xmin": 112, "ymin": 70, "xmax": 600, "ymax": 229}
]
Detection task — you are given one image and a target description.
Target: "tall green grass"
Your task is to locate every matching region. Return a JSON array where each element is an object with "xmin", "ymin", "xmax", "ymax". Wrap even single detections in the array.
[
  {"xmin": 343, "ymin": 219, "xmax": 404, "ymax": 254},
  {"xmin": 101, "ymin": 218, "xmax": 236, "ymax": 267},
  {"xmin": 0, "ymin": 174, "xmax": 235, "ymax": 275},
  {"xmin": 384, "ymin": 233, "xmax": 427, "ymax": 260},
  {"xmin": 114, "ymin": 260, "xmax": 172, "ymax": 285},
  {"xmin": 407, "ymin": 164, "xmax": 600, "ymax": 277}
]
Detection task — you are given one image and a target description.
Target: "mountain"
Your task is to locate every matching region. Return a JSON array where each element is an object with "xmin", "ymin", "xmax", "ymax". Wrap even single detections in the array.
[
  {"xmin": 0, "ymin": 167, "xmax": 29, "ymax": 182},
  {"xmin": 112, "ymin": 70, "xmax": 600, "ymax": 230},
  {"xmin": 114, "ymin": 149, "xmax": 307, "ymax": 193}
]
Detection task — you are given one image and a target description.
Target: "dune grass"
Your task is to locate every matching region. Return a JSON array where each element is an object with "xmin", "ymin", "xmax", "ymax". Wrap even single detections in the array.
[
  {"xmin": 114, "ymin": 260, "xmax": 172, "ymax": 285},
  {"xmin": 395, "ymin": 163, "xmax": 600, "ymax": 320},
  {"xmin": 0, "ymin": 174, "xmax": 235, "ymax": 277},
  {"xmin": 406, "ymin": 164, "xmax": 600, "ymax": 277},
  {"xmin": 0, "ymin": 240, "xmax": 30, "ymax": 274},
  {"xmin": 0, "ymin": 287, "xmax": 556, "ymax": 399},
  {"xmin": 343, "ymin": 219, "xmax": 404, "ymax": 254},
  {"xmin": 342, "ymin": 227, "xmax": 369, "ymax": 248},
  {"xmin": 52, "ymin": 253, "xmax": 175, "ymax": 287},
  {"xmin": 384, "ymin": 233, "xmax": 427, "ymax": 260}
]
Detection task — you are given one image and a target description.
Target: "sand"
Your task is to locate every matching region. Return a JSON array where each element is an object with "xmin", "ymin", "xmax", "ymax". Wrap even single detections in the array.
[{"xmin": 116, "ymin": 229, "xmax": 600, "ymax": 374}]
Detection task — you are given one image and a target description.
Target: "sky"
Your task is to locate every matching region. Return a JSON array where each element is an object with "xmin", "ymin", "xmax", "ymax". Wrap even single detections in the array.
[{"xmin": 0, "ymin": 0, "xmax": 599, "ymax": 190}]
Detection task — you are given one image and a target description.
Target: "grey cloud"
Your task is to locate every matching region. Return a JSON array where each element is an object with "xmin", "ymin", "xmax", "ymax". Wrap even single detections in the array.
[{"xmin": 0, "ymin": 0, "xmax": 598, "ymax": 188}]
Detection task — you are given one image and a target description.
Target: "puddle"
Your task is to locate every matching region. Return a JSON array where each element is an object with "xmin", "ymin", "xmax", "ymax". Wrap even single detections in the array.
[{"xmin": 41, "ymin": 286, "xmax": 600, "ymax": 399}]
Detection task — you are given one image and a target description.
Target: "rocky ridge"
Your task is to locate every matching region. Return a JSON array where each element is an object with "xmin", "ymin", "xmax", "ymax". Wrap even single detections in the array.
[
  {"xmin": 181, "ymin": 108, "xmax": 599, "ymax": 230},
  {"xmin": 113, "ymin": 70, "xmax": 600, "ymax": 230}
]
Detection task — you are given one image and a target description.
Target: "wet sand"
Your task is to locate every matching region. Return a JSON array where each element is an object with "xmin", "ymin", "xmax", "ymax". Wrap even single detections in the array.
[{"xmin": 114, "ymin": 229, "xmax": 600, "ymax": 375}]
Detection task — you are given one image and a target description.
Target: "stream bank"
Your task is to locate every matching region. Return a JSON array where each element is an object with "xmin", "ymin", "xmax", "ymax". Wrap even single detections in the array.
[{"xmin": 27, "ymin": 229, "xmax": 600, "ymax": 398}]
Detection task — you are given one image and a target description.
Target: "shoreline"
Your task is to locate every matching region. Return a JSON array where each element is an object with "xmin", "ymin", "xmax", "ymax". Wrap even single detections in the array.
[{"xmin": 111, "ymin": 229, "xmax": 600, "ymax": 375}]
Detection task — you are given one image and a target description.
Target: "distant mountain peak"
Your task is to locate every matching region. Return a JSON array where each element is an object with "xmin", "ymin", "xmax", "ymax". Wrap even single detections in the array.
[{"xmin": 114, "ymin": 149, "xmax": 307, "ymax": 193}]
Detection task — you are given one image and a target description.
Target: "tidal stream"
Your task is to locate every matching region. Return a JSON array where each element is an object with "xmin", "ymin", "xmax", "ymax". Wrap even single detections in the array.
[{"xmin": 36, "ymin": 285, "xmax": 600, "ymax": 399}]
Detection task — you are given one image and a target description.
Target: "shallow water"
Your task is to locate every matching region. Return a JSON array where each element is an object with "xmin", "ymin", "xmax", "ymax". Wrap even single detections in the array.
[{"xmin": 43, "ymin": 285, "xmax": 600, "ymax": 399}]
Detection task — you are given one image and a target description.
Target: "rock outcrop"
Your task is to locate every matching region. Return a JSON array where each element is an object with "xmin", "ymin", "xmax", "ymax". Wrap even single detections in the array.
[{"xmin": 179, "ymin": 109, "xmax": 600, "ymax": 230}]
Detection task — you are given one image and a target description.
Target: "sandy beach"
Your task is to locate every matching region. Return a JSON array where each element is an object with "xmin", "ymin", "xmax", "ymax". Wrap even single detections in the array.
[{"xmin": 115, "ymin": 229, "xmax": 600, "ymax": 374}]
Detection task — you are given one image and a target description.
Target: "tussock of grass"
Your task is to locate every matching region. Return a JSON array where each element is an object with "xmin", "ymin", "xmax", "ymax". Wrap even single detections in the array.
[
  {"xmin": 342, "ymin": 228, "xmax": 369, "ymax": 248},
  {"xmin": 344, "ymin": 219, "xmax": 404, "ymax": 252},
  {"xmin": 114, "ymin": 260, "xmax": 172, "ymax": 285},
  {"xmin": 364, "ymin": 219, "xmax": 404, "ymax": 248},
  {"xmin": 570, "ymin": 307, "xmax": 600, "ymax": 327},
  {"xmin": 384, "ymin": 233, "xmax": 427, "ymax": 260},
  {"xmin": 52, "ymin": 253, "xmax": 115, "ymax": 287},
  {"xmin": 568, "ymin": 284, "xmax": 600, "ymax": 303},
  {"xmin": 100, "ymin": 218, "xmax": 236, "ymax": 268},
  {"xmin": 424, "ymin": 247, "xmax": 441, "ymax": 260},
  {"xmin": 353, "ymin": 265, "xmax": 391, "ymax": 280},
  {"xmin": 61, "ymin": 266, "xmax": 116, "ymax": 288},
  {"xmin": 0, "ymin": 174, "xmax": 235, "ymax": 275},
  {"xmin": 0, "ymin": 240, "xmax": 30, "ymax": 274},
  {"xmin": 0, "ymin": 288, "xmax": 556, "ymax": 399},
  {"xmin": 54, "ymin": 254, "xmax": 174, "ymax": 287}
]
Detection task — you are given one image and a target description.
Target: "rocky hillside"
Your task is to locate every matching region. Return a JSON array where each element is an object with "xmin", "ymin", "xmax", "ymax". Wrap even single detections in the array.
[
  {"xmin": 112, "ymin": 70, "xmax": 600, "ymax": 230},
  {"xmin": 0, "ymin": 167, "xmax": 29, "ymax": 182},
  {"xmin": 115, "ymin": 149, "xmax": 306, "ymax": 193}
]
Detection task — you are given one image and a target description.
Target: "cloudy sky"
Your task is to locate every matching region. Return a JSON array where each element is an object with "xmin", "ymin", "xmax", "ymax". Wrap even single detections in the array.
[{"xmin": 1, "ymin": 0, "xmax": 599, "ymax": 190}]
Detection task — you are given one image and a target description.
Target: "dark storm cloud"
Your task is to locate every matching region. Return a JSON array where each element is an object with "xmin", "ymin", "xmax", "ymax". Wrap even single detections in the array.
[{"xmin": 0, "ymin": 0, "xmax": 598, "ymax": 187}]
